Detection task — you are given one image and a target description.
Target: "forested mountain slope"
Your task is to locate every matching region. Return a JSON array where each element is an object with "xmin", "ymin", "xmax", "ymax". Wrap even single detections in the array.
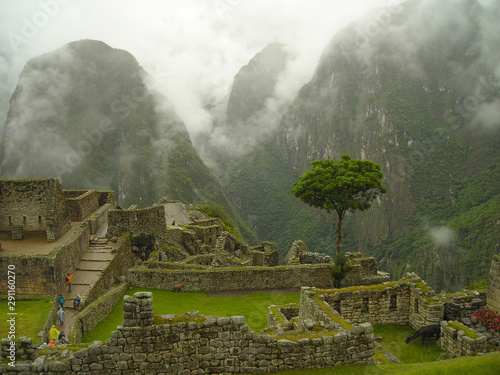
[
  {"xmin": 0, "ymin": 39, "xmax": 257, "ymax": 242},
  {"xmin": 223, "ymin": 0, "xmax": 500, "ymax": 291}
]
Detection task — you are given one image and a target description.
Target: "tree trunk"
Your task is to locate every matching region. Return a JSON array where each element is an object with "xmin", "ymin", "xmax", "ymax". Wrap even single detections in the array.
[{"xmin": 336, "ymin": 215, "xmax": 343, "ymax": 256}]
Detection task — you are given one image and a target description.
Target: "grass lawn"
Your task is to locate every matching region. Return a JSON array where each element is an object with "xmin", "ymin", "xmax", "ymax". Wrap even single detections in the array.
[
  {"xmin": 82, "ymin": 287, "xmax": 300, "ymax": 343},
  {"xmin": 0, "ymin": 297, "xmax": 54, "ymax": 344},
  {"xmin": 374, "ymin": 324, "xmax": 445, "ymax": 364},
  {"xmin": 273, "ymin": 353, "xmax": 500, "ymax": 374}
]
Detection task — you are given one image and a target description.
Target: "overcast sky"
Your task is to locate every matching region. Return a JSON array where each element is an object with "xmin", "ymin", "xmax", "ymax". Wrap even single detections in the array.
[{"xmin": 0, "ymin": 0, "xmax": 396, "ymax": 137}]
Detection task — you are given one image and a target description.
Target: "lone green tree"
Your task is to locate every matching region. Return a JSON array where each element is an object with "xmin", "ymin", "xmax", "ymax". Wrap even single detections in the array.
[{"xmin": 291, "ymin": 155, "xmax": 387, "ymax": 256}]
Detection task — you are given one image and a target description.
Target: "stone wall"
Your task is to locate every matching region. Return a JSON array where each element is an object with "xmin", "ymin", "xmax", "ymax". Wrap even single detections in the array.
[
  {"xmin": 88, "ymin": 203, "xmax": 113, "ymax": 235},
  {"xmin": 443, "ymin": 293, "xmax": 486, "ymax": 322},
  {"xmin": 107, "ymin": 205, "xmax": 167, "ymax": 238},
  {"xmin": 0, "ymin": 255, "xmax": 55, "ymax": 295},
  {"xmin": 1, "ymin": 337, "xmax": 38, "ymax": 363},
  {"xmin": 0, "ymin": 179, "xmax": 70, "ymax": 241},
  {"xmin": 322, "ymin": 282, "xmax": 412, "ymax": 326},
  {"xmin": 52, "ymin": 222, "xmax": 91, "ymax": 293},
  {"xmin": 298, "ymin": 288, "xmax": 349, "ymax": 331},
  {"xmin": 0, "ymin": 292, "xmax": 375, "ymax": 374},
  {"xmin": 72, "ymin": 283, "xmax": 128, "ymax": 344},
  {"xmin": 487, "ymin": 255, "xmax": 500, "ymax": 313},
  {"xmin": 299, "ymin": 252, "xmax": 333, "ymax": 264},
  {"xmin": 40, "ymin": 296, "xmax": 60, "ymax": 344},
  {"xmin": 64, "ymin": 190, "xmax": 99, "ymax": 221},
  {"xmin": 408, "ymin": 283, "xmax": 444, "ymax": 330},
  {"xmin": 96, "ymin": 190, "xmax": 115, "ymax": 207},
  {"xmin": 439, "ymin": 321, "xmax": 488, "ymax": 356},
  {"xmin": 296, "ymin": 277, "xmax": 485, "ymax": 336},
  {"xmin": 267, "ymin": 304, "xmax": 299, "ymax": 332},
  {"xmin": 249, "ymin": 242, "xmax": 279, "ymax": 267},
  {"xmin": 184, "ymin": 221, "xmax": 222, "ymax": 249},
  {"xmin": 0, "ymin": 203, "xmax": 109, "ymax": 295},
  {"xmin": 127, "ymin": 263, "xmax": 389, "ymax": 293},
  {"xmin": 83, "ymin": 234, "xmax": 136, "ymax": 307}
]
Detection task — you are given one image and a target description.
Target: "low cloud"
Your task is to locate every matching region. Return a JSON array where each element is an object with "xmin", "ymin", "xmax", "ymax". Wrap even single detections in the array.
[
  {"xmin": 0, "ymin": 0, "xmax": 389, "ymax": 142},
  {"xmin": 429, "ymin": 226, "xmax": 456, "ymax": 248}
]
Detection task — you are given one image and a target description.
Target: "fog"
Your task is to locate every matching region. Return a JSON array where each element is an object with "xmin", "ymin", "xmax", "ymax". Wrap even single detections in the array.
[{"xmin": 0, "ymin": 0, "xmax": 392, "ymax": 142}]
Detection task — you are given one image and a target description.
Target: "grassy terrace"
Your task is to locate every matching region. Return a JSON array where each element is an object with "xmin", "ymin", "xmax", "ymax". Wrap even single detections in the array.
[
  {"xmin": 0, "ymin": 296, "xmax": 54, "ymax": 344},
  {"xmin": 82, "ymin": 287, "xmax": 300, "ymax": 342},
  {"xmin": 273, "ymin": 353, "xmax": 500, "ymax": 375}
]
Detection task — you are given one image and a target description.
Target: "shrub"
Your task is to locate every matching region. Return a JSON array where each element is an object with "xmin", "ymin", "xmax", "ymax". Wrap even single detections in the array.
[{"xmin": 471, "ymin": 306, "xmax": 500, "ymax": 333}]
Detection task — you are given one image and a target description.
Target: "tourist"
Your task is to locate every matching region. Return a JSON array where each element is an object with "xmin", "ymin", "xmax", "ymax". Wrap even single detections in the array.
[
  {"xmin": 49, "ymin": 340, "xmax": 55, "ymax": 347},
  {"xmin": 58, "ymin": 294, "xmax": 65, "ymax": 310},
  {"xmin": 73, "ymin": 294, "xmax": 82, "ymax": 309},
  {"xmin": 58, "ymin": 331, "xmax": 68, "ymax": 344},
  {"xmin": 48, "ymin": 325, "xmax": 60, "ymax": 342},
  {"xmin": 57, "ymin": 307, "xmax": 66, "ymax": 325},
  {"xmin": 66, "ymin": 273, "xmax": 73, "ymax": 292}
]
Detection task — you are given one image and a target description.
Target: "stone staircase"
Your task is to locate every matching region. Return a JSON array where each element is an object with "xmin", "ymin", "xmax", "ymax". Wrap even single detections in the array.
[{"xmin": 56, "ymin": 235, "xmax": 115, "ymax": 339}]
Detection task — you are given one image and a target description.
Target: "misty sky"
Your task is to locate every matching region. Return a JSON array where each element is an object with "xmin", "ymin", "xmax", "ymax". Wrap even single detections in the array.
[{"xmin": 0, "ymin": 0, "xmax": 394, "ymax": 139}]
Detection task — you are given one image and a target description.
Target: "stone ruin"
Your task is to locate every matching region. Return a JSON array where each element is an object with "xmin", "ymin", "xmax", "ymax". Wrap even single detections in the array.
[
  {"xmin": 0, "ymin": 179, "xmax": 113, "ymax": 242},
  {"xmin": 106, "ymin": 199, "xmax": 279, "ymax": 268},
  {"xmin": 2, "ymin": 260, "xmax": 499, "ymax": 374}
]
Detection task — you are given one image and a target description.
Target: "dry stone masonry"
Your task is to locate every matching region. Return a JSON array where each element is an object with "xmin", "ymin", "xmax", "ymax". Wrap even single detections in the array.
[
  {"xmin": 487, "ymin": 255, "xmax": 500, "ymax": 313},
  {"xmin": 0, "ymin": 179, "xmax": 70, "ymax": 241}
]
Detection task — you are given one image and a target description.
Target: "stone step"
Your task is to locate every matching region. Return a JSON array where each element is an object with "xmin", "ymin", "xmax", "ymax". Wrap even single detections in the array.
[
  {"xmin": 81, "ymin": 253, "xmax": 114, "ymax": 261},
  {"xmin": 87, "ymin": 249, "xmax": 113, "ymax": 253},
  {"xmin": 77, "ymin": 262, "xmax": 106, "ymax": 271},
  {"xmin": 73, "ymin": 269, "xmax": 102, "ymax": 286}
]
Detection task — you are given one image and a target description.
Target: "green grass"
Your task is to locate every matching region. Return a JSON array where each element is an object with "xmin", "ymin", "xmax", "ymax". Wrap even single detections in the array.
[
  {"xmin": 0, "ymin": 297, "xmax": 54, "ymax": 344},
  {"xmin": 272, "ymin": 353, "xmax": 500, "ymax": 374},
  {"xmin": 374, "ymin": 325, "xmax": 444, "ymax": 364},
  {"xmin": 82, "ymin": 287, "xmax": 300, "ymax": 343}
]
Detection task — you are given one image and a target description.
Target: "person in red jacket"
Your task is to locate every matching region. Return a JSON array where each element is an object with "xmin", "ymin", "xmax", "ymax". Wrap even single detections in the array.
[{"xmin": 65, "ymin": 273, "xmax": 73, "ymax": 292}]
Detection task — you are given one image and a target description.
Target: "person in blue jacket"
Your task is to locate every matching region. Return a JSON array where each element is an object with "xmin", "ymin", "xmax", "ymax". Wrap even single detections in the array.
[{"xmin": 58, "ymin": 294, "xmax": 65, "ymax": 310}]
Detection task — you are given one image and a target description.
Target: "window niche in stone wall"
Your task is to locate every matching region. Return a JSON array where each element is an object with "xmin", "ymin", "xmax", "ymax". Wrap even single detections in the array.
[
  {"xmin": 362, "ymin": 298, "xmax": 369, "ymax": 313},
  {"xmin": 390, "ymin": 294, "xmax": 397, "ymax": 310},
  {"xmin": 333, "ymin": 300, "xmax": 341, "ymax": 314},
  {"xmin": 415, "ymin": 298, "xmax": 419, "ymax": 313}
]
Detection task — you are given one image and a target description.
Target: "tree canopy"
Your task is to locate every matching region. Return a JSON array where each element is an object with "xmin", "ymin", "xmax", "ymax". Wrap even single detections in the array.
[{"xmin": 291, "ymin": 155, "xmax": 387, "ymax": 255}]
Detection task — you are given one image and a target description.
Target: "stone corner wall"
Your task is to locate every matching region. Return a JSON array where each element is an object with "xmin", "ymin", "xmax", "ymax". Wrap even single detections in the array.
[
  {"xmin": 439, "ymin": 321, "xmax": 488, "ymax": 356},
  {"xmin": 108, "ymin": 205, "xmax": 167, "ymax": 238},
  {"xmin": 84, "ymin": 234, "xmax": 135, "ymax": 306},
  {"xmin": 72, "ymin": 283, "xmax": 129, "ymax": 344},
  {"xmin": 64, "ymin": 190, "xmax": 99, "ymax": 221},
  {"xmin": 45, "ymin": 178, "xmax": 71, "ymax": 241},
  {"xmin": 487, "ymin": 255, "xmax": 500, "ymax": 313},
  {"xmin": 0, "ymin": 178, "xmax": 70, "ymax": 242}
]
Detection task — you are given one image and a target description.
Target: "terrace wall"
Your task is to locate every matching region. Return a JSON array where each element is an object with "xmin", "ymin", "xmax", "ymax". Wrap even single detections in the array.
[
  {"xmin": 72, "ymin": 283, "xmax": 128, "ymax": 344},
  {"xmin": 107, "ymin": 205, "xmax": 167, "ymax": 238},
  {"xmin": 0, "ymin": 203, "xmax": 109, "ymax": 296},
  {"xmin": 127, "ymin": 263, "xmax": 389, "ymax": 293},
  {"xmin": 440, "ymin": 321, "xmax": 488, "ymax": 356},
  {"xmin": 0, "ymin": 292, "xmax": 375, "ymax": 373},
  {"xmin": 83, "ymin": 234, "xmax": 135, "ymax": 307}
]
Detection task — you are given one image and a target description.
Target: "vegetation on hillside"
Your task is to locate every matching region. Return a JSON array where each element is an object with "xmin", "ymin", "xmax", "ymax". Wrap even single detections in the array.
[{"xmin": 221, "ymin": 0, "xmax": 500, "ymax": 291}]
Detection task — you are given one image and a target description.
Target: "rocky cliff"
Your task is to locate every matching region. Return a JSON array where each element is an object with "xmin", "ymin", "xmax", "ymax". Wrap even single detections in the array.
[
  {"xmin": 223, "ymin": 0, "xmax": 500, "ymax": 291},
  {"xmin": 0, "ymin": 39, "xmax": 257, "ymax": 242}
]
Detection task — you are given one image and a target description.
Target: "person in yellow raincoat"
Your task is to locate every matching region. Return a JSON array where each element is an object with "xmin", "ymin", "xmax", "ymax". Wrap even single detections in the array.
[{"xmin": 48, "ymin": 325, "xmax": 60, "ymax": 341}]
